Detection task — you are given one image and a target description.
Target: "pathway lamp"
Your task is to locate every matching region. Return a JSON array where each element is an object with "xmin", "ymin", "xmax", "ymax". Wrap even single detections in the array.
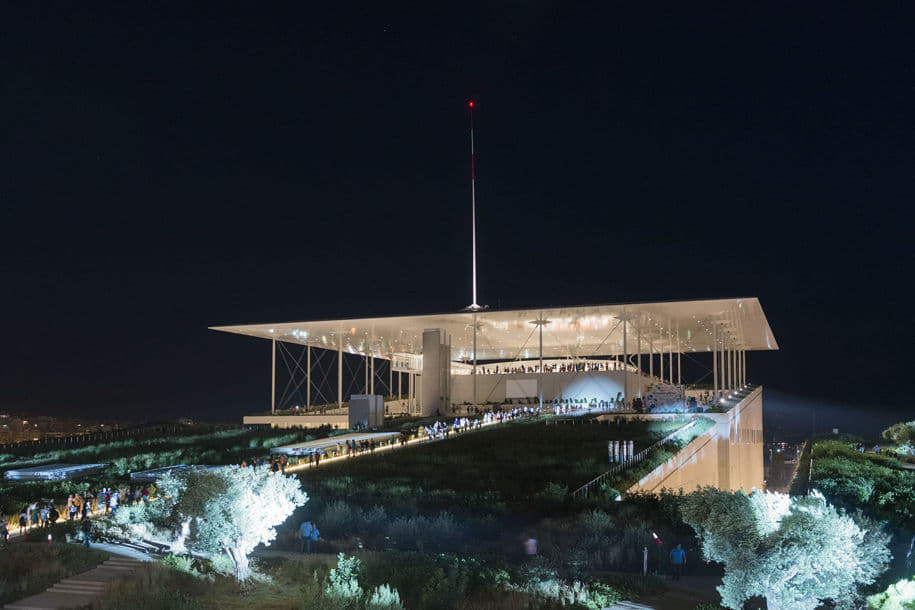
[{"xmin": 651, "ymin": 531, "xmax": 664, "ymax": 575}]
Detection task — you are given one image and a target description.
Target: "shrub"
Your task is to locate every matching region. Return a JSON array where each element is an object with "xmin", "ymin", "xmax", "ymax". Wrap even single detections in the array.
[
  {"xmin": 366, "ymin": 583, "xmax": 405, "ymax": 610},
  {"xmin": 161, "ymin": 554, "xmax": 198, "ymax": 576},
  {"xmin": 326, "ymin": 553, "xmax": 363, "ymax": 602}
]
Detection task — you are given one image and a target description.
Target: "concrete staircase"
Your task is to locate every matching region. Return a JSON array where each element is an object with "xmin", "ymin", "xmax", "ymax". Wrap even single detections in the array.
[{"xmin": 5, "ymin": 555, "xmax": 144, "ymax": 609}]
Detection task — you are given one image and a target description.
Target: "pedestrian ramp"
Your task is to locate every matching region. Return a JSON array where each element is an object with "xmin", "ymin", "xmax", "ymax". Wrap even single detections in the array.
[
  {"xmin": 4, "ymin": 555, "xmax": 145, "ymax": 609},
  {"xmin": 607, "ymin": 602, "xmax": 656, "ymax": 610}
]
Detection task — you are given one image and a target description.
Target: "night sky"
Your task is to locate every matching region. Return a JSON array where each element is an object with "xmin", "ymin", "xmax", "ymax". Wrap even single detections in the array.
[{"xmin": 2, "ymin": 4, "xmax": 912, "ymax": 429}]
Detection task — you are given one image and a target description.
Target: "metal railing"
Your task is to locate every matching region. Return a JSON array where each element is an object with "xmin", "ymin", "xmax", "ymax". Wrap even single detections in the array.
[{"xmin": 571, "ymin": 418, "xmax": 700, "ymax": 498}]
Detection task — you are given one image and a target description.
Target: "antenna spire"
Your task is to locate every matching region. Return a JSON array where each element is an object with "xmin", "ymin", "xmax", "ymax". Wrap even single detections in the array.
[{"xmin": 468, "ymin": 100, "xmax": 480, "ymax": 311}]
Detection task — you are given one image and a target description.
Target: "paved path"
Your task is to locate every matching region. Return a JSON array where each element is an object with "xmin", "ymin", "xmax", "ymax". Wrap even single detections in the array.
[
  {"xmin": 4, "ymin": 547, "xmax": 152, "ymax": 610},
  {"xmin": 631, "ymin": 575, "xmax": 722, "ymax": 610}
]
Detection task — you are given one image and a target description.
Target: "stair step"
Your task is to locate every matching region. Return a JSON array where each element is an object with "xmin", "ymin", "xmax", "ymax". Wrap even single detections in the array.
[
  {"xmin": 55, "ymin": 580, "xmax": 107, "ymax": 588},
  {"xmin": 48, "ymin": 585, "xmax": 105, "ymax": 597}
]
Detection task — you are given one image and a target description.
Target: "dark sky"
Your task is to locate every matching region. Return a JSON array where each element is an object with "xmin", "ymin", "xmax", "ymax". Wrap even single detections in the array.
[{"xmin": 1, "ymin": 3, "xmax": 912, "ymax": 426}]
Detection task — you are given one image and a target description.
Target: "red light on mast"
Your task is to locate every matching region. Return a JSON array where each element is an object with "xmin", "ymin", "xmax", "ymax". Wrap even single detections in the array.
[{"xmin": 468, "ymin": 101, "xmax": 474, "ymax": 108}]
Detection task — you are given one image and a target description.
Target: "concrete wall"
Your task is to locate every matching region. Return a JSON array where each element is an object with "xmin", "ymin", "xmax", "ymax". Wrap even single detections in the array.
[
  {"xmin": 421, "ymin": 329, "xmax": 451, "ymax": 415},
  {"xmin": 628, "ymin": 386, "xmax": 764, "ymax": 494},
  {"xmin": 451, "ymin": 370, "xmax": 645, "ymax": 405}
]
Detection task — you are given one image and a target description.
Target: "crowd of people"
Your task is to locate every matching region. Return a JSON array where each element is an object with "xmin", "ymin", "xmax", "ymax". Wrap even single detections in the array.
[
  {"xmin": 475, "ymin": 361, "xmax": 627, "ymax": 375},
  {"xmin": 13, "ymin": 484, "xmax": 158, "ymax": 538}
]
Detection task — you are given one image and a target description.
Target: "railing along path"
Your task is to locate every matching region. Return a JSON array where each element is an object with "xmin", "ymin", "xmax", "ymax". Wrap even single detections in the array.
[{"xmin": 571, "ymin": 418, "xmax": 700, "ymax": 498}]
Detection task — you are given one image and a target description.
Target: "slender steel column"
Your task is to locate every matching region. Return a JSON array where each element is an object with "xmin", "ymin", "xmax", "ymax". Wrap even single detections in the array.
[
  {"xmin": 538, "ymin": 316, "xmax": 543, "ymax": 410},
  {"xmin": 649, "ymin": 332, "xmax": 654, "ymax": 383},
  {"xmin": 659, "ymin": 329, "xmax": 665, "ymax": 384},
  {"xmin": 730, "ymin": 344, "xmax": 735, "ymax": 393},
  {"xmin": 712, "ymin": 324, "xmax": 718, "ymax": 401},
  {"xmin": 677, "ymin": 329, "xmax": 682, "ymax": 386},
  {"xmin": 388, "ymin": 355, "xmax": 393, "ymax": 397},
  {"xmin": 668, "ymin": 324, "xmax": 673, "ymax": 385},
  {"xmin": 337, "ymin": 335, "xmax": 343, "ymax": 408},
  {"xmin": 636, "ymin": 323, "xmax": 642, "ymax": 398},
  {"xmin": 271, "ymin": 338, "xmax": 276, "ymax": 414},
  {"xmin": 472, "ymin": 313, "xmax": 478, "ymax": 407},
  {"xmin": 623, "ymin": 318, "xmax": 629, "ymax": 408},
  {"xmin": 306, "ymin": 345, "xmax": 311, "ymax": 409},
  {"xmin": 729, "ymin": 343, "xmax": 734, "ymax": 394},
  {"xmin": 370, "ymin": 354, "xmax": 374, "ymax": 395}
]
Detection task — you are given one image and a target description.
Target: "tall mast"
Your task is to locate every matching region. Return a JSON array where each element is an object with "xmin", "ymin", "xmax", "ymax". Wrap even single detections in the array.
[{"xmin": 468, "ymin": 100, "xmax": 480, "ymax": 310}]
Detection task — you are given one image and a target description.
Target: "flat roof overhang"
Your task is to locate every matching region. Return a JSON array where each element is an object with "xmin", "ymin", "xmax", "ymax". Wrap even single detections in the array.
[{"xmin": 211, "ymin": 298, "xmax": 778, "ymax": 362}]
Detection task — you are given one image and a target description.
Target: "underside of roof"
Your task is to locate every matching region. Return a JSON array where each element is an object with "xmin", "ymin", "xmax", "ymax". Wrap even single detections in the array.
[{"xmin": 211, "ymin": 298, "xmax": 778, "ymax": 362}]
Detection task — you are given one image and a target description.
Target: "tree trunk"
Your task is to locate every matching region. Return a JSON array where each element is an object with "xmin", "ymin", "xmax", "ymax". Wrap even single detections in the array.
[
  {"xmin": 765, "ymin": 591, "xmax": 779, "ymax": 610},
  {"xmin": 226, "ymin": 547, "xmax": 249, "ymax": 582}
]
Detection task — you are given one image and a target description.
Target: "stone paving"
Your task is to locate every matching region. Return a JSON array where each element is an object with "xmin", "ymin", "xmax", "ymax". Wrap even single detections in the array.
[{"xmin": 4, "ymin": 549, "xmax": 151, "ymax": 610}]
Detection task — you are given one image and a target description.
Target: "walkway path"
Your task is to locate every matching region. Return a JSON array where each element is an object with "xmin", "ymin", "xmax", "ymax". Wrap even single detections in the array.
[
  {"xmin": 281, "ymin": 409, "xmax": 575, "ymax": 475},
  {"xmin": 4, "ymin": 546, "xmax": 153, "ymax": 610},
  {"xmin": 627, "ymin": 574, "xmax": 722, "ymax": 610}
]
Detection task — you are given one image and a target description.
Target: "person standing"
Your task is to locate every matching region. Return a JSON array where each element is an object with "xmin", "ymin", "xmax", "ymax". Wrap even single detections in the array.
[
  {"xmin": 669, "ymin": 543, "xmax": 686, "ymax": 580},
  {"xmin": 80, "ymin": 515, "xmax": 92, "ymax": 548},
  {"xmin": 309, "ymin": 525, "xmax": 320, "ymax": 554}
]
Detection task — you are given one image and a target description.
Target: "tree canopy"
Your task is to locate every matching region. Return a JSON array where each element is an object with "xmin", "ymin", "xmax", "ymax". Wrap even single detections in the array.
[
  {"xmin": 882, "ymin": 421, "xmax": 915, "ymax": 454},
  {"xmin": 113, "ymin": 465, "xmax": 307, "ymax": 581},
  {"xmin": 680, "ymin": 488, "xmax": 891, "ymax": 610}
]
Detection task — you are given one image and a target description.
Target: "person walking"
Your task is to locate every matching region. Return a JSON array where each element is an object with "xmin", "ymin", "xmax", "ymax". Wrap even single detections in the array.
[
  {"xmin": 669, "ymin": 543, "xmax": 686, "ymax": 580},
  {"xmin": 299, "ymin": 520, "xmax": 314, "ymax": 554}
]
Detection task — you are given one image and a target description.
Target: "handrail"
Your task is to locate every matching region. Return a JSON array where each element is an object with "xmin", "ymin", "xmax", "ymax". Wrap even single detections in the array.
[{"xmin": 571, "ymin": 418, "xmax": 699, "ymax": 498}]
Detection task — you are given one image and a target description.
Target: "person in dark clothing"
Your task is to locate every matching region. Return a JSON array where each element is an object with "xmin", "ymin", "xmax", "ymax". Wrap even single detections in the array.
[{"xmin": 80, "ymin": 515, "xmax": 92, "ymax": 548}]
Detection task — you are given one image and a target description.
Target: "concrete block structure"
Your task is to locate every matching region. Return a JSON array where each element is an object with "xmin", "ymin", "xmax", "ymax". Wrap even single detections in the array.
[{"xmin": 348, "ymin": 394, "xmax": 384, "ymax": 429}]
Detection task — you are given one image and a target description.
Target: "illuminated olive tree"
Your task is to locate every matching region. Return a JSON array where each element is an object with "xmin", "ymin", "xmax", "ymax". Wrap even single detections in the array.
[
  {"xmin": 680, "ymin": 488, "xmax": 890, "ymax": 610},
  {"xmin": 882, "ymin": 421, "xmax": 915, "ymax": 454},
  {"xmin": 868, "ymin": 576, "xmax": 915, "ymax": 609},
  {"xmin": 117, "ymin": 465, "xmax": 306, "ymax": 581}
]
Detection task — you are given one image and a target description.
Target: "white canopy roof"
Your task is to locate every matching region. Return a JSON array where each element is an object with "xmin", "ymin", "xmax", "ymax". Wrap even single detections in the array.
[{"xmin": 211, "ymin": 298, "xmax": 777, "ymax": 362}]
